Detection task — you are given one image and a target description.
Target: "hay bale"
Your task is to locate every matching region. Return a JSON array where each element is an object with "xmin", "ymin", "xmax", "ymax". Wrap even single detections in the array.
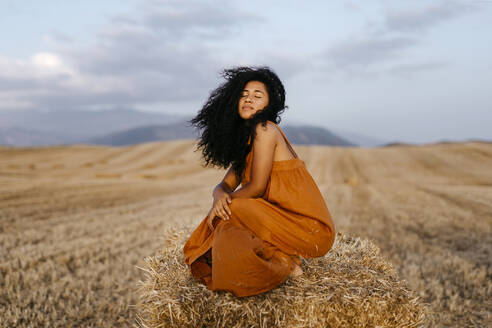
[{"xmin": 136, "ymin": 228, "xmax": 428, "ymax": 328}]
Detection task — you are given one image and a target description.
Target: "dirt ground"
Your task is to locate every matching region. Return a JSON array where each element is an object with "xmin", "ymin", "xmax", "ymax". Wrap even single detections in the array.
[{"xmin": 1, "ymin": 139, "xmax": 491, "ymax": 327}]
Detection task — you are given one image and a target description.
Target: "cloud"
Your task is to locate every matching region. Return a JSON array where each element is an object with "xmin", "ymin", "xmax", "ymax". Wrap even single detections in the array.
[
  {"xmin": 343, "ymin": 1, "xmax": 362, "ymax": 12},
  {"xmin": 387, "ymin": 60, "xmax": 449, "ymax": 78},
  {"xmin": 0, "ymin": 0, "xmax": 270, "ymax": 111},
  {"xmin": 326, "ymin": 36, "xmax": 420, "ymax": 69},
  {"xmin": 384, "ymin": 1, "xmax": 481, "ymax": 34},
  {"xmin": 42, "ymin": 30, "xmax": 75, "ymax": 45},
  {"xmin": 317, "ymin": 1, "xmax": 483, "ymax": 79},
  {"xmin": 4, "ymin": 1, "xmax": 480, "ymax": 112},
  {"xmin": 139, "ymin": 0, "xmax": 263, "ymax": 38},
  {"xmin": 32, "ymin": 53, "xmax": 63, "ymax": 69}
]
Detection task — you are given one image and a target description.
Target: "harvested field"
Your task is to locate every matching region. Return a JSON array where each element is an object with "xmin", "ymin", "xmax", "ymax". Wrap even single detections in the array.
[{"xmin": 1, "ymin": 140, "xmax": 491, "ymax": 327}]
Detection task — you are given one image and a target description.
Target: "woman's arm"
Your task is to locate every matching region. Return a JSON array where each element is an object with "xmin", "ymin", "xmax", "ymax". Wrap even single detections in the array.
[
  {"xmin": 213, "ymin": 164, "xmax": 241, "ymax": 198},
  {"xmin": 207, "ymin": 165, "xmax": 238, "ymax": 224},
  {"xmin": 230, "ymin": 122, "xmax": 276, "ymax": 199}
]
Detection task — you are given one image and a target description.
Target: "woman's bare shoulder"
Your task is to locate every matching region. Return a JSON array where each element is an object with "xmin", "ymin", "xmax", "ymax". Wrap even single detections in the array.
[{"xmin": 254, "ymin": 121, "xmax": 280, "ymax": 138}]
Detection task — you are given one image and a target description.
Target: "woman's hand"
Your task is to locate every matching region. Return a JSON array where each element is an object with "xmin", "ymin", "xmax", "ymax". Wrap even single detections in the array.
[{"xmin": 206, "ymin": 189, "xmax": 232, "ymax": 230}]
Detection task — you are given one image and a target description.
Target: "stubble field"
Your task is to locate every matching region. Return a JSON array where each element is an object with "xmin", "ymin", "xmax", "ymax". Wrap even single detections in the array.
[{"xmin": 1, "ymin": 140, "xmax": 491, "ymax": 327}]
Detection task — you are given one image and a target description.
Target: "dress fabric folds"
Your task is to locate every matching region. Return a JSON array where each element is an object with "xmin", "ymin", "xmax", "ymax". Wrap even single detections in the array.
[{"xmin": 183, "ymin": 121, "xmax": 336, "ymax": 297}]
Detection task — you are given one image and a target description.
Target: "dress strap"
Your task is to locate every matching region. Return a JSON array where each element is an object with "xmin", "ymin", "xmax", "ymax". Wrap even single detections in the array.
[{"xmin": 269, "ymin": 121, "xmax": 298, "ymax": 159}]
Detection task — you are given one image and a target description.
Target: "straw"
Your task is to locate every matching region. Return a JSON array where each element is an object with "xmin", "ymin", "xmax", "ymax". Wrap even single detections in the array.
[{"xmin": 136, "ymin": 227, "xmax": 428, "ymax": 327}]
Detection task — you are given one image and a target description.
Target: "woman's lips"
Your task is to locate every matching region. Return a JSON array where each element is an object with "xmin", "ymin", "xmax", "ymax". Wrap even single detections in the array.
[{"xmin": 243, "ymin": 106, "xmax": 253, "ymax": 110}]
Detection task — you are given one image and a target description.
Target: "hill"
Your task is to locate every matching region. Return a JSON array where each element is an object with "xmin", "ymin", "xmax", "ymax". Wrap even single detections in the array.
[
  {"xmin": 83, "ymin": 121, "xmax": 356, "ymax": 147},
  {"xmin": 0, "ymin": 108, "xmax": 189, "ymax": 146}
]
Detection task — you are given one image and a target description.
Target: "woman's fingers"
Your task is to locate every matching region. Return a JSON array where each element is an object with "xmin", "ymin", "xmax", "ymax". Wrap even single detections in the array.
[
  {"xmin": 217, "ymin": 206, "xmax": 229, "ymax": 220},
  {"xmin": 219, "ymin": 200, "xmax": 231, "ymax": 220},
  {"xmin": 225, "ymin": 196, "xmax": 232, "ymax": 216},
  {"xmin": 222, "ymin": 200, "xmax": 231, "ymax": 218},
  {"xmin": 207, "ymin": 198, "xmax": 233, "ymax": 229}
]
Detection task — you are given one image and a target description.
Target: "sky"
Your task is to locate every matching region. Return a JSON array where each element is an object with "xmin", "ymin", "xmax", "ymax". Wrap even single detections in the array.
[{"xmin": 0, "ymin": 0, "xmax": 491, "ymax": 144}]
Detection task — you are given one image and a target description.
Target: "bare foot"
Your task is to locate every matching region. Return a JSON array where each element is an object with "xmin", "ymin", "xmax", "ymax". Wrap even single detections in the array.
[{"xmin": 289, "ymin": 263, "xmax": 303, "ymax": 277}]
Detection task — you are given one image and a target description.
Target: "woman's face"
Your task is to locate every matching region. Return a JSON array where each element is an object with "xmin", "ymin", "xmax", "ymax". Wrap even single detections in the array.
[{"xmin": 238, "ymin": 80, "xmax": 270, "ymax": 120}]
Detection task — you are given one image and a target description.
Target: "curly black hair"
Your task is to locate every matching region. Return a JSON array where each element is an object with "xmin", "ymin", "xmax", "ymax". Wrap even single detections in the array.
[{"xmin": 188, "ymin": 65, "xmax": 288, "ymax": 183}]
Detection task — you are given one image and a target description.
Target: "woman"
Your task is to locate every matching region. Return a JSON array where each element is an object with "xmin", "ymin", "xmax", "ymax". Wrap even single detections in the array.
[{"xmin": 183, "ymin": 66, "xmax": 336, "ymax": 297}]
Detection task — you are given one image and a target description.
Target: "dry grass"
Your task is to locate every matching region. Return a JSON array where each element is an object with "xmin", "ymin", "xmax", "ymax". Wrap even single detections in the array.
[
  {"xmin": 136, "ymin": 227, "xmax": 428, "ymax": 328},
  {"xmin": 0, "ymin": 140, "xmax": 491, "ymax": 327}
]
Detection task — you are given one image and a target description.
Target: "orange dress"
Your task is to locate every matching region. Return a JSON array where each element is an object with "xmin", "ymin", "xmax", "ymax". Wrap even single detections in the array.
[{"xmin": 183, "ymin": 121, "xmax": 336, "ymax": 297}]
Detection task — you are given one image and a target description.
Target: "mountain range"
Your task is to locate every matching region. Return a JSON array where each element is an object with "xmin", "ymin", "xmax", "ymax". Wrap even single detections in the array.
[{"xmin": 0, "ymin": 108, "xmax": 388, "ymax": 147}]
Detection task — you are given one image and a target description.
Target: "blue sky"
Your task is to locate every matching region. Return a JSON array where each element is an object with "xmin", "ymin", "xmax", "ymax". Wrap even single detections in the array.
[{"xmin": 1, "ymin": 0, "xmax": 491, "ymax": 143}]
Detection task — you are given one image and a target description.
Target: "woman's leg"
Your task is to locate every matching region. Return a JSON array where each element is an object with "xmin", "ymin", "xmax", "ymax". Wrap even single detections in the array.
[{"xmin": 209, "ymin": 220, "xmax": 293, "ymax": 297}]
